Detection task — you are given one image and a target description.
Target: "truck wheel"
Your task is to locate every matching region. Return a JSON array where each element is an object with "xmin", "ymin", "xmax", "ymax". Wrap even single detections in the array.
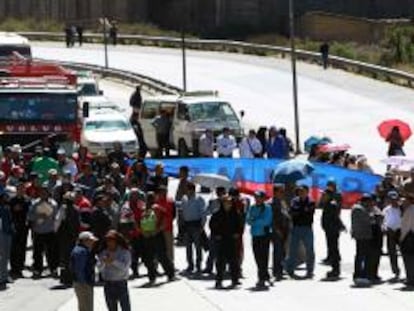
[{"xmin": 178, "ymin": 139, "xmax": 189, "ymax": 157}]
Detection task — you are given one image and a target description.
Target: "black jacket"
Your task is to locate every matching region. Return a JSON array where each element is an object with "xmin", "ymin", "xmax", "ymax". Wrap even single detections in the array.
[
  {"xmin": 290, "ymin": 196, "xmax": 315, "ymax": 227},
  {"xmin": 210, "ymin": 206, "xmax": 243, "ymax": 239}
]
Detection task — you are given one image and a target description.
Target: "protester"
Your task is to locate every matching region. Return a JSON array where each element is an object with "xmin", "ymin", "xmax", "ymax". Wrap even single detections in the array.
[
  {"xmin": 198, "ymin": 129, "xmax": 215, "ymax": 157},
  {"xmin": 71, "ymin": 231, "xmax": 98, "ymax": 311},
  {"xmin": 210, "ymin": 195, "xmax": 243, "ymax": 289},
  {"xmin": 286, "ymin": 186, "xmax": 315, "ymax": 279},
  {"xmin": 139, "ymin": 192, "xmax": 175, "ymax": 284},
  {"xmin": 319, "ymin": 180, "xmax": 344, "ymax": 278},
  {"xmin": 175, "ymin": 166, "xmax": 189, "ymax": 244},
  {"xmin": 129, "ymin": 86, "xmax": 142, "ymax": 113},
  {"xmin": 152, "ymin": 110, "xmax": 172, "ymax": 158},
  {"xmin": 216, "ymin": 127, "xmax": 237, "ymax": 158},
  {"xmin": 266, "ymin": 126, "xmax": 288, "ymax": 159},
  {"xmin": 181, "ymin": 182, "xmax": 206, "ymax": 273},
  {"xmin": 382, "ymin": 191, "xmax": 402, "ymax": 280},
  {"xmin": 28, "ymin": 184, "xmax": 59, "ymax": 279},
  {"xmin": 76, "ymin": 25, "xmax": 84, "ymax": 46},
  {"xmin": 246, "ymin": 190, "xmax": 272, "ymax": 288},
  {"xmin": 98, "ymin": 230, "xmax": 131, "ymax": 311},
  {"xmin": 386, "ymin": 126, "xmax": 405, "ymax": 156},
  {"xmin": 155, "ymin": 186, "xmax": 175, "ymax": 264},
  {"xmin": 239, "ymin": 129, "xmax": 263, "ymax": 158},
  {"xmin": 109, "ymin": 21, "xmax": 118, "ymax": 46},
  {"xmin": 400, "ymin": 198, "xmax": 414, "ymax": 287},
  {"xmin": 0, "ymin": 190, "xmax": 13, "ymax": 290},
  {"xmin": 369, "ymin": 196, "xmax": 384, "ymax": 283},
  {"xmin": 269, "ymin": 184, "xmax": 291, "ymax": 280}
]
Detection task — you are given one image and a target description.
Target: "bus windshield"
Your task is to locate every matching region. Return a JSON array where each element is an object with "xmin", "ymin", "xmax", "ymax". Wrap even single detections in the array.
[
  {"xmin": 0, "ymin": 92, "xmax": 78, "ymax": 123},
  {"xmin": 0, "ymin": 45, "xmax": 32, "ymax": 59}
]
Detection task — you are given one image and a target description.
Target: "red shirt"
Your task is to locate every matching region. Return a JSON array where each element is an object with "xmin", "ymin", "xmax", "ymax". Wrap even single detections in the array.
[{"xmin": 156, "ymin": 197, "xmax": 175, "ymax": 233}]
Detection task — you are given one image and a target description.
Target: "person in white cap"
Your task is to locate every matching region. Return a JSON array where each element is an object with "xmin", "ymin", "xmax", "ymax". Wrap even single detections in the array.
[
  {"xmin": 71, "ymin": 231, "xmax": 98, "ymax": 311},
  {"xmin": 57, "ymin": 148, "xmax": 78, "ymax": 178}
]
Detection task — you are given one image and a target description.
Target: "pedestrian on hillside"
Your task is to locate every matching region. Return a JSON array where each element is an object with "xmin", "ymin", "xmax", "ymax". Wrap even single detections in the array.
[
  {"xmin": 319, "ymin": 180, "xmax": 344, "ymax": 279},
  {"xmin": 239, "ymin": 129, "xmax": 263, "ymax": 158},
  {"xmin": 320, "ymin": 42, "xmax": 330, "ymax": 69},
  {"xmin": 65, "ymin": 25, "xmax": 73, "ymax": 48},
  {"xmin": 139, "ymin": 192, "xmax": 175, "ymax": 285},
  {"xmin": 152, "ymin": 110, "xmax": 172, "ymax": 158},
  {"xmin": 386, "ymin": 126, "xmax": 405, "ymax": 157},
  {"xmin": 351, "ymin": 194, "xmax": 374, "ymax": 285},
  {"xmin": 216, "ymin": 127, "xmax": 237, "ymax": 158},
  {"xmin": 109, "ymin": 21, "xmax": 118, "ymax": 46},
  {"xmin": 98, "ymin": 230, "xmax": 131, "ymax": 311},
  {"xmin": 71, "ymin": 231, "xmax": 98, "ymax": 311},
  {"xmin": 285, "ymin": 186, "xmax": 315, "ymax": 279},
  {"xmin": 210, "ymin": 195, "xmax": 243, "ymax": 289},
  {"xmin": 198, "ymin": 129, "xmax": 215, "ymax": 157},
  {"xmin": 76, "ymin": 26, "xmax": 84, "ymax": 46},
  {"xmin": 129, "ymin": 86, "xmax": 142, "ymax": 113},
  {"xmin": 382, "ymin": 191, "xmax": 402, "ymax": 280},
  {"xmin": 0, "ymin": 190, "xmax": 13, "ymax": 291},
  {"xmin": 400, "ymin": 198, "xmax": 414, "ymax": 287},
  {"xmin": 246, "ymin": 190, "xmax": 273, "ymax": 288},
  {"xmin": 28, "ymin": 184, "xmax": 59, "ymax": 279},
  {"xmin": 181, "ymin": 182, "xmax": 206, "ymax": 273},
  {"xmin": 269, "ymin": 184, "xmax": 291, "ymax": 281}
]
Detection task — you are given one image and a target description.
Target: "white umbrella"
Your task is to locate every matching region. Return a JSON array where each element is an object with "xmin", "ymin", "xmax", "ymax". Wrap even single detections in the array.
[
  {"xmin": 381, "ymin": 156, "xmax": 414, "ymax": 167},
  {"xmin": 192, "ymin": 173, "xmax": 233, "ymax": 190}
]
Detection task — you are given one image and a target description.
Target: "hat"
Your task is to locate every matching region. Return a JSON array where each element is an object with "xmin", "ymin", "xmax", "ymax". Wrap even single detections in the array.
[
  {"xmin": 361, "ymin": 193, "xmax": 373, "ymax": 202},
  {"xmin": 254, "ymin": 190, "xmax": 266, "ymax": 198},
  {"xmin": 105, "ymin": 230, "xmax": 118, "ymax": 240},
  {"xmin": 78, "ymin": 231, "xmax": 98, "ymax": 242},
  {"xmin": 387, "ymin": 191, "xmax": 399, "ymax": 200},
  {"xmin": 327, "ymin": 179, "xmax": 336, "ymax": 186},
  {"xmin": 48, "ymin": 169, "xmax": 58, "ymax": 176},
  {"xmin": 57, "ymin": 148, "xmax": 66, "ymax": 156},
  {"xmin": 229, "ymin": 187, "xmax": 240, "ymax": 197},
  {"xmin": 10, "ymin": 144, "xmax": 22, "ymax": 153}
]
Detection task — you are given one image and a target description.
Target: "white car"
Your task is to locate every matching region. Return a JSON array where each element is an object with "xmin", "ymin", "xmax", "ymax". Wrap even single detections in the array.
[
  {"xmin": 77, "ymin": 71, "xmax": 101, "ymax": 97},
  {"xmin": 81, "ymin": 109, "xmax": 138, "ymax": 155},
  {"xmin": 81, "ymin": 95, "xmax": 123, "ymax": 112}
]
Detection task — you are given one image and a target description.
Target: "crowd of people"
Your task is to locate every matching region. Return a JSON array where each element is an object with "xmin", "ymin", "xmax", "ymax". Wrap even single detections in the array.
[{"xmin": 0, "ymin": 139, "xmax": 414, "ymax": 311}]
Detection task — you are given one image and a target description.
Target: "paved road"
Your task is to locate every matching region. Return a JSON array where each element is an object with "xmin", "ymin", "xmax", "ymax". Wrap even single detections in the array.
[{"xmin": 33, "ymin": 42, "xmax": 414, "ymax": 173}]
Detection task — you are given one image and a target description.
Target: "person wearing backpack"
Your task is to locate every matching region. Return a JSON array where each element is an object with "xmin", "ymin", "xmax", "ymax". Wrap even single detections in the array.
[{"xmin": 140, "ymin": 192, "xmax": 175, "ymax": 285}]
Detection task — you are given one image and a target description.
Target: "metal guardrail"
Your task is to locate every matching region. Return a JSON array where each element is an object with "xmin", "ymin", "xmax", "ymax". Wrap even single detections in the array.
[
  {"xmin": 44, "ymin": 59, "xmax": 182, "ymax": 95},
  {"xmin": 20, "ymin": 31, "xmax": 414, "ymax": 89}
]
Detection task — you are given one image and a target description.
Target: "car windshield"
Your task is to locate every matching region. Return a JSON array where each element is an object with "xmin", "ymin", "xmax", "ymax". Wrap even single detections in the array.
[
  {"xmin": 188, "ymin": 102, "xmax": 238, "ymax": 122},
  {"xmin": 85, "ymin": 119, "xmax": 131, "ymax": 131},
  {"xmin": 78, "ymin": 83, "xmax": 99, "ymax": 96}
]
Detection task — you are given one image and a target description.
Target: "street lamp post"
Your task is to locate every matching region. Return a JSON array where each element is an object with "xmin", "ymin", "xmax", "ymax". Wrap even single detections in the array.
[
  {"xmin": 102, "ymin": 17, "xmax": 109, "ymax": 68},
  {"xmin": 181, "ymin": 26, "xmax": 187, "ymax": 92},
  {"xmin": 289, "ymin": 0, "xmax": 301, "ymax": 154}
]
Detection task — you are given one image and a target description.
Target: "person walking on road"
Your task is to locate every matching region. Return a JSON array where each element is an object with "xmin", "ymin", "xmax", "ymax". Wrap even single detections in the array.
[
  {"xmin": 76, "ymin": 26, "xmax": 84, "ymax": 46},
  {"xmin": 319, "ymin": 180, "xmax": 344, "ymax": 279},
  {"xmin": 216, "ymin": 127, "xmax": 237, "ymax": 158},
  {"xmin": 286, "ymin": 186, "xmax": 315, "ymax": 279},
  {"xmin": 386, "ymin": 126, "xmax": 405, "ymax": 156},
  {"xmin": 400, "ymin": 198, "xmax": 414, "ymax": 287},
  {"xmin": 98, "ymin": 230, "xmax": 132, "ymax": 311},
  {"xmin": 71, "ymin": 231, "xmax": 98, "ymax": 311},
  {"xmin": 129, "ymin": 86, "xmax": 142, "ymax": 113},
  {"xmin": 210, "ymin": 195, "xmax": 243, "ymax": 289},
  {"xmin": 246, "ymin": 190, "xmax": 273, "ymax": 288},
  {"xmin": 109, "ymin": 21, "xmax": 118, "ymax": 46},
  {"xmin": 382, "ymin": 191, "xmax": 402, "ymax": 280},
  {"xmin": 320, "ymin": 42, "xmax": 330, "ymax": 69},
  {"xmin": 239, "ymin": 129, "xmax": 263, "ymax": 158}
]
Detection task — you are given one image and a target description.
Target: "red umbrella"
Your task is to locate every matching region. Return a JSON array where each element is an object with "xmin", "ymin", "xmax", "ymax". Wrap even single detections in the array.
[
  {"xmin": 318, "ymin": 143, "xmax": 351, "ymax": 153},
  {"xmin": 378, "ymin": 119, "xmax": 412, "ymax": 142}
]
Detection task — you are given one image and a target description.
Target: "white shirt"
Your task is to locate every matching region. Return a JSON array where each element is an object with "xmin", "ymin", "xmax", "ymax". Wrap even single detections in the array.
[
  {"xmin": 216, "ymin": 134, "xmax": 237, "ymax": 157},
  {"xmin": 239, "ymin": 137, "xmax": 263, "ymax": 158},
  {"xmin": 198, "ymin": 134, "xmax": 214, "ymax": 157},
  {"xmin": 383, "ymin": 205, "xmax": 402, "ymax": 231}
]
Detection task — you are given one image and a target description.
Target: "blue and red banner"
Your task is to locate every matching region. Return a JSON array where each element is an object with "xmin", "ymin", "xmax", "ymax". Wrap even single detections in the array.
[{"xmin": 145, "ymin": 158, "xmax": 383, "ymax": 207}]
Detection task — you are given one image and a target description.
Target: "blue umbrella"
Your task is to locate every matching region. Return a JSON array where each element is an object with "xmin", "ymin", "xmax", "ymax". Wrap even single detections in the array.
[{"xmin": 273, "ymin": 159, "xmax": 315, "ymax": 183}]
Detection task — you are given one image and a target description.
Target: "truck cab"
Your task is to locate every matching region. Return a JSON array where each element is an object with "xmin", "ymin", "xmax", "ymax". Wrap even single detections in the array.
[{"xmin": 139, "ymin": 91, "xmax": 244, "ymax": 157}]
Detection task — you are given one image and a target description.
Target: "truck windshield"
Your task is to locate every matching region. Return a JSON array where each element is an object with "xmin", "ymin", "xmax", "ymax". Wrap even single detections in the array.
[
  {"xmin": 188, "ymin": 102, "xmax": 238, "ymax": 122},
  {"xmin": 0, "ymin": 92, "xmax": 77, "ymax": 122},
  {"xmin": 84, "ymin": 120, "xmax": 131, "ymax": 131}
]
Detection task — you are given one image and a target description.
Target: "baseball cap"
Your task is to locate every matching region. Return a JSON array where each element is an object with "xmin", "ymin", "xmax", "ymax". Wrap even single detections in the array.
[
  {"xmin": 387, "ymin": 191, "xmax": 399, "ymax": 200},
  {"xmin": 361, "ymin": 193, "xmax": 373, "ymax": 202},
  {"xmin": 57, "ymin": 148, "xmax": 66, "ymax": 155},
  {"xmin": 78, "ymin": 231, "xmax": 98, "ymax": 242}
]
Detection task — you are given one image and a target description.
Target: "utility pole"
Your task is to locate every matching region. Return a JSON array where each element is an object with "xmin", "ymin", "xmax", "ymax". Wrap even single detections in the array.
[
  {"xmin": 289, "ymin": 0, "xmax": 301, "ymax": 154},
  {"xmin": 181, "ymin": 26, "xmax": 187, "ymax": 92},
  {"xmin": 100, "ymin": 17, "xmax": 109, "ymax": 68}
]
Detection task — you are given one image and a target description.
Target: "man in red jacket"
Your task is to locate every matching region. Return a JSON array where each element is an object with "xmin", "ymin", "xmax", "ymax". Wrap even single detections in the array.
[{"xmin": 155, "ymin": 186, "xmax": 175, "ymax": 265}]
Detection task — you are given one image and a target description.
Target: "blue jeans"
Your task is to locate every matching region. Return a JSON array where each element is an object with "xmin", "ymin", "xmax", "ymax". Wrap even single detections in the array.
[
  {"xmin": 0, "ymin": 232, "xmax": 11, "ymax": 283},
  {"xmin": 286, "ymin": 226, "xmax": 315, "ymax": 275},
  {"xmin": 104, "ymin": 281, "xmax": 131, "ymax": 311}
]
